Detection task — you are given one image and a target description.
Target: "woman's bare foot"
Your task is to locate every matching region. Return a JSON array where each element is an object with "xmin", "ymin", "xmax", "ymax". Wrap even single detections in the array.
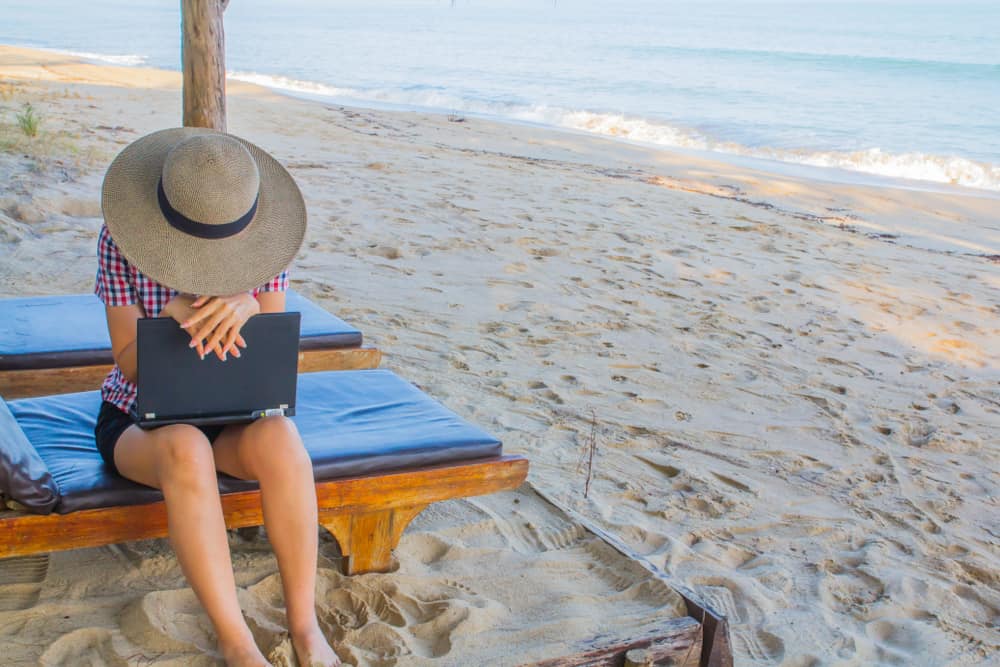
[{"xmin": 291, "ymin": 624, "xmax": 341, "ymax": 667}]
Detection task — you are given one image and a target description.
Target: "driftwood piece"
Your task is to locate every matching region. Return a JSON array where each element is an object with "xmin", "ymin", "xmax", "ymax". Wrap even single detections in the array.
[
  {"xmin": 182, "ymin": 0, "xmax": 227, "ymax": 130},
  {"xmin": 0, "ymin": 456, "xmax": 528, "ymax": 573},
  {"xmin": 520, "ymin": 617, "xmax": 701, "ymax": 667},
  {"xmin": 0, "ymin": 346, "xmax": 381, "ymax": 399}
]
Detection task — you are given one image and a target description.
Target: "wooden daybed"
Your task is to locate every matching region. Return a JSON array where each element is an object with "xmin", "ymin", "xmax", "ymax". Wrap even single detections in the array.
[
  {"xmin": 0, "ymin": 369, "xmax": 529, "ymax": 576},
  {"xmin": 0, "ymin": 292, "xmax": 524, "ymax": 575},
  {"xmin": 0, "ymin": 458, "xmax": 528, "ymax": 576}
]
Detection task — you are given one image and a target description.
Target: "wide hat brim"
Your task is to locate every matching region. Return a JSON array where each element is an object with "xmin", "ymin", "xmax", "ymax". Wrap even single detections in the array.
[{"xmin": 101, "ymin": 127, "xmax": 306, "ymax": 296}]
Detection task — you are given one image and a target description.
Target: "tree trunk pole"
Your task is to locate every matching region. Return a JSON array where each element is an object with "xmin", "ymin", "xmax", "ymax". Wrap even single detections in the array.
[{"xmin": 181, "ymin": 0, "xmax": 227, "ymax": 131}]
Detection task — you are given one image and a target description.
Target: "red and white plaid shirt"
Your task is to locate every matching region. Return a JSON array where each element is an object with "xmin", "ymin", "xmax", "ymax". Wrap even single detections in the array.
[{"xmin": 95, "ymin": 224, "xmax": 288, "ymax": 414}]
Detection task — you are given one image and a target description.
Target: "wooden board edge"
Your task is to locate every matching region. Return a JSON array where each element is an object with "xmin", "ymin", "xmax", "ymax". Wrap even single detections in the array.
[
  {"xmin": 528, "ymin": 482, "xmax": 734, "ymax": 667},
  {"xmin": 0, "ymin": 364, "xmax": 111, "ymax": 400},
  {"xmin": 0, "ymin": 346, "xmax": 383, "ymax": 399},
  {"xmin": 519, "ymin": 616, "xmax": 701, "ymax": 667},
  {"xmin": 298, "ymin": 346, "xmax": 381, "ymax": 372},
  {"xmin": 0, "ymin": 455, "xmax": 528, "ymax": 560}
]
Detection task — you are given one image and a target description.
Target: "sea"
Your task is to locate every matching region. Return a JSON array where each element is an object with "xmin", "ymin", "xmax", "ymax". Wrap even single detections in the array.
[{"xmin": 3, "ymin": 0, "xmax": 999, "ymax": 192}]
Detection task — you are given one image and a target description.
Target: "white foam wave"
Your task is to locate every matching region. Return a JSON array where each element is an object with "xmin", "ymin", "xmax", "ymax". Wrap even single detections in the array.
[
  {"xmin": 229, "ymin": 71, "xmax": 1000, "ymax": 192},
  {"xmin": 229, "ymin": 72, "xmax": 356, "ymax": 99},
  {"xmin": 44, "ymin": 49, "xmax": 146, "ymax": 67},
  {"xmin": 38, "ymin": 47, "xmax": 147, "ymax": 67},
  {"xmin": 554, "ymin": 111, "xmax": 1000, "ymax": 192}
]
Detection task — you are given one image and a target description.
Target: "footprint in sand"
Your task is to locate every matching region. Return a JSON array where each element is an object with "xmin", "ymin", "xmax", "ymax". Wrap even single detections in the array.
[
  {"xmin": 39, "ymin": 628, "xmax": 139, "ymax": 667},
  {"xmin": 527, "ymin": 381, "xmax": 565, "ymax": 405},
  {"xmin": 119, "ymin": 588, "xmax": 218, "ymax": 655},
  {"xmin": 689, "ymin": 575, "xmax": 785, "ymax": 663},
  {"xmin": 818, "ymin": 559, "xmax": 885, "ymax": 615},
  {"xmin": 371, "ymin": 579, "xmax": 493, "ymax": 661},
  {"xmin": 580, "ymin": 539, "xmax": 686, "ymax": 616},
  {"xmin": 865, "ymin": 619, "xmax": 925, "ymax": 664},
  {"xmin": 635, "ymin": 453, "xmax": 680, "ymax": 479},
  {"xmin": 467, "ymin": 488, "xmax": 588, "ymax": 554},
  {"xmin": 244, "ymin": 569, "xmax": 498, "ymax": 665}
]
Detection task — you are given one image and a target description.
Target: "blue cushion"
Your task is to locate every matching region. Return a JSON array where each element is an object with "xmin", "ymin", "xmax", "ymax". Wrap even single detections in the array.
[
  {"xmin": 7, "ymin": 370, "xmax": 501, "ymax": 514},
  {"xmin": 0, "ymin": 290, "xmax": 362, "ymax": 370}
]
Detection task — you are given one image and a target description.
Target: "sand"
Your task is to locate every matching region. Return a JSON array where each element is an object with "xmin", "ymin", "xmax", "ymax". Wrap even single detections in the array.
[{"xmin": 0, "ymin": 45, "xmax": 998, "ymax": 666}]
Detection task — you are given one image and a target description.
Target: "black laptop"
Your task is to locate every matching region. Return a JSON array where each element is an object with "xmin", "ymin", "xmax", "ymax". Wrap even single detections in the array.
[{"xmin": 132, "ymin": 312, "xmax": 301, "ymax": 429}]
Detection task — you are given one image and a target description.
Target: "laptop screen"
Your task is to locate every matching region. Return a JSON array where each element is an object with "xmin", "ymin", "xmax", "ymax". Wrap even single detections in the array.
[{"xmin": 135, "ymin": 312, "xmax": 300, "ymax": 423}]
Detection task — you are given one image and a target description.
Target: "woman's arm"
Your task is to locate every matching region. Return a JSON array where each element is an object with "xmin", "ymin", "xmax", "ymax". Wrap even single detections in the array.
[
  {"xmin": 255, "ymin": 290, "xmax": 285, "ymax": 314},
  {"xmin": 105, "ymin": 303, "xmax": 145, "ymax": 383},
  {"xmin": 108, "ymin": 294, "xmax": 210, "ymax": 381}
]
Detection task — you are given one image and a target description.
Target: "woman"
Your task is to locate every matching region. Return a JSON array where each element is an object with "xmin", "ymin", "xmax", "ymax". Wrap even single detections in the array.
[{"xmin": 94, "ymin": 127, "xmax": 339, "ymax": 667}]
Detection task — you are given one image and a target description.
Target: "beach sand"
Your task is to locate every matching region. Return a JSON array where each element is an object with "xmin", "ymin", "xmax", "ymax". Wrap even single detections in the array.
[{"xmin": 1, "ymin": 45, "xmax": 998, "ymax": 666}]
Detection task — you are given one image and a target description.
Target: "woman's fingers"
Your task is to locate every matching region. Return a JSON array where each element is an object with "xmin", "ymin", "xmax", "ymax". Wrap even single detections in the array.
[
  {"xmin": 228, "ymin": 333, "xmax": 247, "ymax": 358},
  {"xmin": 181, "ymin": 294, "xmax": 257, "ymax": 361},
  {"xmin": 205, "ymin": 313, "xmax": 239, "ymax": 355},
  {"xmin": 181, "ymin": 297, "xmax": 218, "ymax": 329},
  {"xmin": 222, "ymin": 325, "xmax": 241, "ymax": 358},
  {"xmin": 189, "ymin": 307, "xmax": 232, "ymax": 347}
]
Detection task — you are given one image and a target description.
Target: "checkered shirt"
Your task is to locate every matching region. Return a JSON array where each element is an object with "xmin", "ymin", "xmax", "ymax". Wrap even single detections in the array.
[{"xmin": 95, "ymin": 224, "xmax": 289, "ymax": 414}]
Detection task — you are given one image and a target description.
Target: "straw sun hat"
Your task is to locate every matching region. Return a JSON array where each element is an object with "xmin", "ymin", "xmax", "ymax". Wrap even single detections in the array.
[{"xmin": 101, "ymin": 127, "xmax": 306, "ymax": 296}]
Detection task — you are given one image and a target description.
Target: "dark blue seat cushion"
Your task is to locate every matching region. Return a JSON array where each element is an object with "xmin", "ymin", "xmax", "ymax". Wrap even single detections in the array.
[
  {"xmin": 0, "ymin": 290, "xmax": 362, "ymax": 370},
  {"xmin": 7, "ymin": 370, "xmax": 501, "ymax": 514}
]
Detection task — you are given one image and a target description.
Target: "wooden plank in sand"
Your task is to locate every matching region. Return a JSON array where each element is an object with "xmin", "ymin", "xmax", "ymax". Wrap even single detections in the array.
[
  {"xmin": 519, "ymin": 617, "xmax": 701, "ymax": 667},
  {"xmin": 0, "ymin": 455, "xmax": 529, "ymax": 576},
  {"xmin": 529, "ymin": 483, "xmax": 734, "ymax": 667},
  {"xmin": 0, "ymin": 346, "xmax": 382, "ymax": 399}
]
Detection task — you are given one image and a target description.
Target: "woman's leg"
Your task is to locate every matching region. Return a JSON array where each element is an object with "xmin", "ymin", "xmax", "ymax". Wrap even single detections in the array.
[
  {"xmin": 114, "ymin": 424, "xmax": 268, "ymax": 667},
  {"xmin": 213, "ymin": 416, "xmax": 340, "ymax": 666}
]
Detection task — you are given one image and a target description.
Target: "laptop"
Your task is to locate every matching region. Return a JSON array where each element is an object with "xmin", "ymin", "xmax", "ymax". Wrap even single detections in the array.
[{"xmin": 132, "ymin": 311, "xmax": 301, "ymax": 429}]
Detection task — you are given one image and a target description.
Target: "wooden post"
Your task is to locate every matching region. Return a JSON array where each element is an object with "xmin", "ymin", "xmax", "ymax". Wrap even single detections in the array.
[
  {"xmin": 320, "ymin": 504, "xmax": 428, "ymax": 575},
  {"xmin": 181, "ymin": 0, "xmax": 228, "ymax": 131}
]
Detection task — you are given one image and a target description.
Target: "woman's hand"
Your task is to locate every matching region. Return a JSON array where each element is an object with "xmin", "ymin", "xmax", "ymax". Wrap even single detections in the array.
[
  {"xmin": 161, "ymin": 293, "xmax": 233, "ymax": 360},
  {"xmin": 181, "ymin": 293, "xmax": 259, "ymax": 361},
  {"xmin": 161, "ymin": 293, "xmax": 199, "ymax": 326}
]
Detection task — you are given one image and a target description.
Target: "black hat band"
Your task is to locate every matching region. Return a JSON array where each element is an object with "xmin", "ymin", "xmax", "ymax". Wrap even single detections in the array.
[{"xmin": 157, "ymin": 178, "xmax": 258, "ymax": 240}]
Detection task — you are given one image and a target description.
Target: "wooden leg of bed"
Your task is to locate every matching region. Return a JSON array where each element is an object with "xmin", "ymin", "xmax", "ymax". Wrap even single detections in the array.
[{"xmin": 320, "ymin": 504, "xmax": 428, "ymax": 575}]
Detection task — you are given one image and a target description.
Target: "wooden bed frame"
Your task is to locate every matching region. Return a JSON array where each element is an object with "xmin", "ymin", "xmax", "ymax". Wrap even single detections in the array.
[
  {"xmin": 0, "ymin": 346, "xmax": 382, "ymax": 400},
  {"xmin": 0, "ymin": 454, "xmax": 527, "ymax": 576}
]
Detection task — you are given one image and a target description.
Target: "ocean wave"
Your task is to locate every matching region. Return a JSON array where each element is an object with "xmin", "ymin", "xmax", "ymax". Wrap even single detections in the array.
[
  {"xmin": 38, "ymin": 47, "xmax": 148, "ymax": 67},
  {"xmin": 231, "ymin": 70, "xmax": 1000, "ymax": 192},
  {"xmin": 555, "ymin": 111, "xmax": 1000, "ymax": 192}
]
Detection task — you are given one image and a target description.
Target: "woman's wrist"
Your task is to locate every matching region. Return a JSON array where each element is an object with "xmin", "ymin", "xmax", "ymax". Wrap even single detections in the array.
[{"xmin": 242, "ymin": 291, "xmax": 261, "ymax": 316}]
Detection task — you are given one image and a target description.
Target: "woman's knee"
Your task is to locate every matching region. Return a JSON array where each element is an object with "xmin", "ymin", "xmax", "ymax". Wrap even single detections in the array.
[
  {"xmin": 243, "ymin": 417, "xmax": 310, "ymax": 474},
  {"xmin": 156, "ymin": 425, "xmax": 216, "ymax": 486}
]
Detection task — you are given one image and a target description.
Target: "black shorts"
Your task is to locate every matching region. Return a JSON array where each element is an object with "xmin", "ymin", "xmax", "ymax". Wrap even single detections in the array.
[{"xmin": 94, "ymin": 401, "xmax": 225, "ymax": 476}]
